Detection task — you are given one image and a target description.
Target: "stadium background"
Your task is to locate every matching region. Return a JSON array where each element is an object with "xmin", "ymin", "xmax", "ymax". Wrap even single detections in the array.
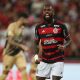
[{"xmin": 0, "ymin": 0, "xmax": 80, "ymax": 80}]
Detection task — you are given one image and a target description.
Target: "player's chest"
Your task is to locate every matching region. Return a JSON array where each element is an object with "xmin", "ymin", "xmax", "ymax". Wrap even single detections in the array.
[
  {"xmin": 38, "ymin": 24, "xmax": 63, "ymax": 35},
  {"xmin": 15, "ymin": 27, "xmax": 23, "ymax": 37}
]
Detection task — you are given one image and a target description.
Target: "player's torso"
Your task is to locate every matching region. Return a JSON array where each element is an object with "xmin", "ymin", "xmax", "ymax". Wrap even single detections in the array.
[
  {"xmin": 4, "ymin": 23, "xmax": 24, "ymax": 56},
  {"xmin": 37, "ymin": 21, "xmax": 64, "ymax": 63},
  {"xmin": 13, "ymin": 24, "xmax": 24, "ymax": 43}
]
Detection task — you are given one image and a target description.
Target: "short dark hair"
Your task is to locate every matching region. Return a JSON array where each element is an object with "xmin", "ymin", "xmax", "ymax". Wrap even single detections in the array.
[{"xmin": 17, "ymin": 12, "xmax": 28, "ymax": 18}]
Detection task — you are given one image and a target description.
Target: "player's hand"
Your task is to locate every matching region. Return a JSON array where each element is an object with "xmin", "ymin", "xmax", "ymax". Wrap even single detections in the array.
[
  {"xmin": 34, "ymin": 54, "xmax": 40, "ymax": 64},
  {"xmin": 57, "ymin": 45, "xmax": 65, "ymax": 51}
]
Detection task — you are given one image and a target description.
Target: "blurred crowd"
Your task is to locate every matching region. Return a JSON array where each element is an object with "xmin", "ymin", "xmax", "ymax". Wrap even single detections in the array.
[{"xmin": 0, "ymin": 0, "xmax": 80, "ymax": 62}]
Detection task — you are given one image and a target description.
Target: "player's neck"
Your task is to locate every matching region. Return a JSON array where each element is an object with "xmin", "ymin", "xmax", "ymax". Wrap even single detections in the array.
[{"xmin": 44, "ymin": 18, "xmax": 54, "ymax": 24}]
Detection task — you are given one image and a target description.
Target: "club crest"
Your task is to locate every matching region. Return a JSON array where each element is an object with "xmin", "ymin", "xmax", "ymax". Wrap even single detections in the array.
[{"xmin": 53, "ymin": 28, "xmax": 58, "ymax": 33}]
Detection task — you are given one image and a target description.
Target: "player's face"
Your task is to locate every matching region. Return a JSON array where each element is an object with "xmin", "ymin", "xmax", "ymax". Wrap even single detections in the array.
[{"xmin": 43, "ymin": 6, "xmax": 54, "ymax": 21}]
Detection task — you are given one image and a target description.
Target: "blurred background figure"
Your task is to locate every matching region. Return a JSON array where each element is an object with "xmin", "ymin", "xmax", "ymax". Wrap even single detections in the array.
[{"xmin": 0, "ymin": 0, "xmax": 80, "ymax": 80}]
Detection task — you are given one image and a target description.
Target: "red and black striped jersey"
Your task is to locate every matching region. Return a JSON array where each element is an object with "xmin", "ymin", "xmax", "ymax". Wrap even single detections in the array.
[{"xmin": 35, "ymin": 20, "xmax": 69, "ymax": 63}]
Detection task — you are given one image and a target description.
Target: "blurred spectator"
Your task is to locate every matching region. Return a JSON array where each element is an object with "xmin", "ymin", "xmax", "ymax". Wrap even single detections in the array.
[
  {"xmin": 31, "ymin": 0, "xmax": 44, "ymax": 16},
  {"xmin": 68, "ymin": 2, "xmax": 78, "ymax": 21}
]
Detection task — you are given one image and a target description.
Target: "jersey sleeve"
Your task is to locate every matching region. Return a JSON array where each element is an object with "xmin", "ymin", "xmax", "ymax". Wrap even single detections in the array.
[
  {"xmin": 62, "ymin": 24, "xmax": 70, "ymax": 40},
  {"xmin": 35, "ymin": 25, "xmax": 40, "ymax": 44},
  {"xmin": 34, "ymin": 25, "xmax": 40, "ymax": 54}
]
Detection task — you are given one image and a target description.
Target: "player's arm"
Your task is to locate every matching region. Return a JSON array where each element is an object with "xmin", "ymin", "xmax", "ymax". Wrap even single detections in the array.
[
  {"xmin": 7, "ymin": 24, "xmax": 29, "ymax": 51},
  {"xmin": 58, "ymin": 24, "xmax": 71, "ymax": 50},
  {"xmin": 34, "ymin": 25, "xmax": 40, "ymax": 64},
  {"xmin": 8, "ymin": 37, "xmax": 29, "ymax": 51},
  {"xmin": 63, "ymin": 24, "xmax": 71, "ymax": 48}
]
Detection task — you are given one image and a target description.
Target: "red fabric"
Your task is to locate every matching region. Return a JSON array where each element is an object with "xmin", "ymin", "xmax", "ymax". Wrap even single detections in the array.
[
  {"xmin": 0, "ymin": 12, "xmax": 9, "ymax": 27},
  {"xmin": 13, "ymin": 5, "xmax": 26, "ymax": 13},
  {"xmin": 0, "ymin": 46, "xmax": 3, "ymax": 54},
  {"xmin": 0, "ymin": 0, "xmax": 8, "ymax": 5}
]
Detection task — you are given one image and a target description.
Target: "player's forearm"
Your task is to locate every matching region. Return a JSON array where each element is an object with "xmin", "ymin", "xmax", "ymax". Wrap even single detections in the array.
[
  {"xmin": 34, "ymin": 45, "xmax": 39, "ymax": 54},
  {"xmin": 64, "ymin": 38, "xmax": 71, "ymax": 48},
  {"xmin": 8, "ymin": 40, "xmax": 22, "ymax": 48},
  {"xmin": 34, "ymin": 41, "xmax": 39, "ymax": 54},
  {"xmin": 34, "ymin": 42, "xmax": 40, "ymax": 64}
]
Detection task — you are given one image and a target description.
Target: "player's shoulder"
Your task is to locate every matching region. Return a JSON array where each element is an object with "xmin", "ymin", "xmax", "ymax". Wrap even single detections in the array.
[
  {"xmin": 56, "ymin": 20, "xmax": 67, "ymax": 28},
  {"xmin": 8, "ymin": 22, "xmax": 16, "ymax": 29},
  {"xmin": 56, "ymin": 20, "xmax": 64, "ymax": 25},
  {"xmin": 35, "ymin": 21, "xmax": 45, "ymax": 29},
  {"xmin": 7, "ymin": 22, "xmax": 16, "ymax": 36}
]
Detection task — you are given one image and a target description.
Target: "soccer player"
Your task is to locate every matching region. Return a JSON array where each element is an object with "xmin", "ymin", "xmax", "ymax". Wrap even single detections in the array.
[
  {"xmin": 34, "ymin": 4, "xmax": 71, "ymax": 80},
  {"xmin": 0, "ymin": 13, "xmax": 29, "ymax": 80}
]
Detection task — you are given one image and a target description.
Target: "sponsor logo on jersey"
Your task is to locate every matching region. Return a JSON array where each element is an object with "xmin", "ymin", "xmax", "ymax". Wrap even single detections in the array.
[
  {"xmin": 41, "ymin": 25, "xmax": 46, "ymax": 28},
  {"xmin": 44, "ymin": 39, "xmax": 57, "ymax": 45},
  {"xmin": 54, "ymin": 25, "xmax": 59, "ymax": 27},
  {"xmin": 42, "ymin": 30, "xmax": 45, "ymax": 33}
]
